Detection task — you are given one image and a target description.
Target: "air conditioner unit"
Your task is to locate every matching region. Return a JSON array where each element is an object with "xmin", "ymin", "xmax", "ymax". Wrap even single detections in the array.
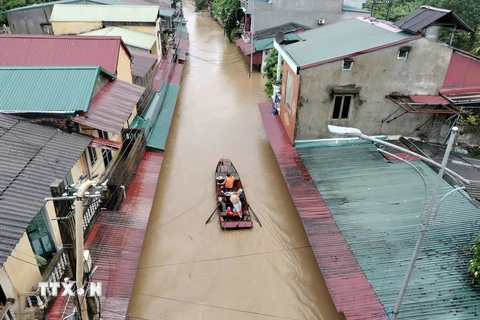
[
  {"xmin": 83, "ymin": 250, "xmax": 92, "ymax": 273},
  {"xmin": 318, "ymin": 19, "xmax": 326, "ymax": 25}
]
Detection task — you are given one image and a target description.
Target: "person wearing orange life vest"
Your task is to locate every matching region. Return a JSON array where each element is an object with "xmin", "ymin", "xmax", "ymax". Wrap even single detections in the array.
[{"xmin": 218, "ymin": 173, "xmax": 235, "ymax": 191}]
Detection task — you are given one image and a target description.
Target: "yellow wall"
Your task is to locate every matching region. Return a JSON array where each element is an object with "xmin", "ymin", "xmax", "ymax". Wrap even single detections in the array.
[
  {"xmin": 117, "ymin": 46, "xmax": 133, "ymax": 83},
  {"xmin": 123, "ymin": 25, "xmax": 155, "ymax": 34},
  {"xmin": 2, "ymin": 234, "xmax": 42, "ymax": 313},
  {"xmin": 52, "ymin": 21, "xmax": 102, "ymax": 35},
  {"xmin": 150, "ymin": 43, "xmax": 157, "ymax": 55},
  {"xmin": 70, "ymin": 156, "xmax": 88, "ymax": 183},
  {"xmin": 45, "ymin": 202, "xmax": 62, "ymax": 247}
]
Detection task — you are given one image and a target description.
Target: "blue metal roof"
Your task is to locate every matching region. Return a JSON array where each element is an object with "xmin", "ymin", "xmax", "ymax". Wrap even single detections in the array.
[{"xmin": 297, "ymin": 143, "xmax": 480, "ymax": 319}]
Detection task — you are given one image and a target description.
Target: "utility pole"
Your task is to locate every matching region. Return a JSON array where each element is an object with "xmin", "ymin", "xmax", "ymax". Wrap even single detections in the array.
[
  {"xmin": 46, "ymin": 176, "xmax": 106, "ymax": 320},
  {"xmin": 249, "ymin": 0, "xmax": 254, "ymax": 78}
]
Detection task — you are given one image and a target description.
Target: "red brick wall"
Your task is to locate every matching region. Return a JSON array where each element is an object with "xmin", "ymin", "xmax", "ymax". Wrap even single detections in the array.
[{"xmin": 279, "ymin": 60, "xmax": 300, "ymax": 145}]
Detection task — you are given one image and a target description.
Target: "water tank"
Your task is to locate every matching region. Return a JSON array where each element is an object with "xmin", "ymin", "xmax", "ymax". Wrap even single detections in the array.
[{"xmin": 424, "ymin": 26, "xmax": 441, "ymax": 41}]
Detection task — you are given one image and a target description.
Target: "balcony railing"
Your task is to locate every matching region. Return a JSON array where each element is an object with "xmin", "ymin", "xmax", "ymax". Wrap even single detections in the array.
[
  {"xmin": 0, "ymin": 299, "xmax": 16, "ymax": 320},
  {"xmin": 24, "ymin": 249, "xmax": 70, "ymax": 314}
]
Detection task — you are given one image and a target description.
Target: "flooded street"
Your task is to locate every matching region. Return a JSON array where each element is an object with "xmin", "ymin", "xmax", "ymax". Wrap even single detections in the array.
[{"xmin": 127, "ymin": 1, "xmax": 344, "ymax": 319}]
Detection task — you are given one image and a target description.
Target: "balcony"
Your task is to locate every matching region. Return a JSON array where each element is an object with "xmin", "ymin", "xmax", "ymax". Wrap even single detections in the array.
[{"xmin": 0, "ymin": 299, "xmax": 16, "ymax": 320}]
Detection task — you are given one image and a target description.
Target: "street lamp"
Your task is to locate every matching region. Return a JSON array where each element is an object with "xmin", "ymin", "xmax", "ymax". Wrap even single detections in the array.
[{"xmin": 328, "ymin": 124, "xmax": 468, "ymax": 320}]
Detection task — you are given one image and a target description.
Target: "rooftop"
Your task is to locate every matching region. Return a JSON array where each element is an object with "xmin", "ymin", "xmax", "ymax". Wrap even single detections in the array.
[
  {"xmin": 79, "ymin": 27, "xmax": 156, "ymax": 51},
  {"xmin": 0, "ymin": 35, "xmax": 129, "ymax": 75},
  {"xmin": 297, "ymin": 143, "xmax": 480, "ymax": 319},
  {"xmin": 49, "ymin": 4, "xmax": 160, "ymax": 23},
  {"xmin": 278, "ymin": 17, "xmax": 416, "ymax": 69},
  {"xmin": 0, "ymin": 114, "xmax": 93, "ymax": 266},
  {"xmin": 159, "ymin": 7, "xmax": 175, "ymax": 17},
  {"xmin": 73, "ymin": 79, "xmax": 145, "ymax": 134},
  {"xmin": 254, "ymin": 33, "xmax": 300, "ymax": 52},
  {"xmin": 253, "ymin": 22, "xmax": 310, "ymax": 40},
  {"xmin": 394, "ymin": 5, "xmax": 474, "ymax": 34},
  {"xmin": 0, "ymin": 66, "xmax": 115, "ymax": 114},
  {"xmin": 130, "ymin": 50, "xmax": 158, "ymax": 77}
]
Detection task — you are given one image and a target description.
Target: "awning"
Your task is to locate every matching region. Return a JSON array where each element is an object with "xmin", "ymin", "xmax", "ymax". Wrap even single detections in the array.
[
  {"xmin": 235, "ymin": 38, "xmax": 255, "ymax": 56},
  {"xmin": 440, "ymin": 87, "xmax": 480, "ymax": 105},
  {"xmin": 89, "ymin": 137, "xmax": 122, "ymax": 150},
  {"xmin": 386, "ymin": 94, "xmax": 464, "ymax": 114}
]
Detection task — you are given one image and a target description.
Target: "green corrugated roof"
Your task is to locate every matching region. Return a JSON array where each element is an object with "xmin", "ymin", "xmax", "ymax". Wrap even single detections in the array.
[
  {"xmin": 80, "ymin": 26, "xmax": 156, "ymax": 51},
  {"xmin": 297, "ymin": 143, "xmax": 480, "ymax": 319},
  {"xmin": 254, "ymin": 33, "xmax": 300, "ymax": 52},
  {"xmin": 0, "ymin": 66, "xmax": 113, "ymax": 113},
  {"xmin": 130, "ymin": 83, "xmax": 180, "ymax": 151},
  {"xmin": 50, "ymin": 4, "xmax": 159, "ymax": 22},
  {"xmin": 280, "ymin": 18, "xmax": 415, "ymax": 68},
  {"xmin": 175, "ymin": 25, "xmax": 188, "ymax": 34}
]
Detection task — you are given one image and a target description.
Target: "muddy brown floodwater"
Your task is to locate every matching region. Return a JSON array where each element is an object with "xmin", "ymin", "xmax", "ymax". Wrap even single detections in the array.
[{"xmin": 127, "ymin": 1, "xmax": 345, "ymax": 319}]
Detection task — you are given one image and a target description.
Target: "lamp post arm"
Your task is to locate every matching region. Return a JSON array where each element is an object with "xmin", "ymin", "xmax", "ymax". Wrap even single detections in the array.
[
  {"xmin": 432, "ymin": 186, "xmax": 466, "ymax": 220},
  {"xmin": 359, "ymin": 134, "xmax": 470, "ymax": 185}
]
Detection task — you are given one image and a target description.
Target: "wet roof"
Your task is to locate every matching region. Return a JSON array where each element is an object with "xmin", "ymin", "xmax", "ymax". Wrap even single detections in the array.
[
  {"xmin": 159, "ymin": 7, "xmax": 175, "ymax": 17},
  {"xmin": 278, "ymin": 17, "xmax": 415, "ymax": 69},
  {"xmin": 79, "ymin": 27, "xmax": 156, "ymax": 51},
  {"xmin": 50, "ymin": 4, "xmax": 160, "ymax": 22},
  {"xmin": 297, "ymin": 143, "xmax": 480, "ymax": 319},
  {"xmin": 0, "ymin": 114, "xmax": 93, "ymax": 267},
  {"xmin": 253, "ymin": 22, "xmax": 310, "ymax": 40},
  {"xmin": 394, "ymin": 5, "xmax": 474, "ymax": 34},
  {"xmin": 254, "ymin": 33, "xmax": 300, "ymax": 51},
  {"xmin": 130, "ymin": 50, "xmax": 158, "ymax": 77},
  {"xmin": 0, "ymin": 35, "xmax": 128, "ymax": 75},
  {"xmin": 131, "ymin": 83, "xmax": 180, "ymax": 151},
  {"xmin": 0, "ymin": 66, "xmax": 115, "ymax": 113},
  {"xmin": 73, "ymin": 79, "xmax": 144, "ymax": 133}
]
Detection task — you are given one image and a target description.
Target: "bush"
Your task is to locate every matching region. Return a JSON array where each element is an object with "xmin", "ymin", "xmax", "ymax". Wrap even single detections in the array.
[
  {"xmin": 263, "ymin": 48, "xmax": 283, "ymax": 96},
  {"xmin": 468, "ymin": 234, "xmax": 480, "ymax": 285}
]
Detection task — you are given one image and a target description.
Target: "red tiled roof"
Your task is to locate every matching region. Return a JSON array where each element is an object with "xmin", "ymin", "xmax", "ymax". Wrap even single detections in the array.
[
  {"xmin": 0, "ymin": 35, "xmax": 131, "ymax": 75},
  {"xmin": 258, "ymin": 102, "xmax": 387, "ymax": 320},
  {"xmin": 74, "ymin": 79, "xmax": 145, "ymax": 133}
]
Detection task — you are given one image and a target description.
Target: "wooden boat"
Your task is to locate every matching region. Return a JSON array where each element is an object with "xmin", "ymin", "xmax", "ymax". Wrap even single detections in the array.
[{"xmin": 215, "ymin": 159, "xmax": 253, "ymax": 229}]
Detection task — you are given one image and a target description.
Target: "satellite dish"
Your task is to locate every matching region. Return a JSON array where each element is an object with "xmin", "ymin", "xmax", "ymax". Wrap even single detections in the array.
[{"xmin": 275, "ymin": 32, "xmax": 285, "ymax": 44}]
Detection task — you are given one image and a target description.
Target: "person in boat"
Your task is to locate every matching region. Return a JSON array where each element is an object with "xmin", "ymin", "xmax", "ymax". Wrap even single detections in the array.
[
  {"xmin": 230, "ymin": 194, "xmax": 242, "ymax": 219},
  {"xmin": 218, "ymin": 173, "xmax": 235, "ymax": 191}
]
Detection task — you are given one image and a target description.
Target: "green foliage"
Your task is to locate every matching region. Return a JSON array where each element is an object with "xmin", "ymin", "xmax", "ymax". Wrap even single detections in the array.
[
  {"xmin": 229, "ymin": 27, "xmax": 239, "ymax": 42},
  {"xmin": 35, "ymin": 254, "xmax": 48, "ymax": 267},
  {"xmin": 363, "ymin": 0, "xmax": 480, "ymax": 53},
  {"xmin": 459, "ymin": 110, "xmax": 480, "ymax": 126},
  {"xmin": 211, "ymin": 0, "xmax": 240, "ymax": 41},
  {"xmin": 263, "ymin": 48, "xmax": 283, "ymax": 96},
  {"xmin": 468, "ymin": 234, "xmax": 480, "ymax": 285},
  {"xmin": 195, "ymin": 0, "xmax": 210, "ymax": 12}
]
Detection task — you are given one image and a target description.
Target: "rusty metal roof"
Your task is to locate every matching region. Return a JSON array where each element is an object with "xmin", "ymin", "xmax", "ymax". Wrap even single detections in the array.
[
  {"xmin": 0, "ymin": 35, "xmax": 130, "ymax": 75},
  {"xmin": 73, "ymin": 79, "xmax": 144, "ymax": 134},
  {"xmin": 0, "ymin": 114, "xmax": 92, "ymax": 267},
  {"xmin": 130, "ymin": 49, "xmax": 158, "ymax": 77},
  {"xmin": 443, "ymin": 52, "xmax": 480, "ymax": 89},
  {"xmin": 394, "ymin": 5, "xmax": 474, "ymax": 34}
]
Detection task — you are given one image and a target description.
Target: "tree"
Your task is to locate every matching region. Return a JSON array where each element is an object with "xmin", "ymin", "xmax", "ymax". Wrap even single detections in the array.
[
  {"xmin": 195, "ymin": 0, "xmax": 210, "ymax": 12},
  {"xmin": 211, "ymin": 0, "xmax": 240, "ymax": 41},
  {"xmin": 263, "ymin": 48, "xmax": 283, "ymax": 96}
]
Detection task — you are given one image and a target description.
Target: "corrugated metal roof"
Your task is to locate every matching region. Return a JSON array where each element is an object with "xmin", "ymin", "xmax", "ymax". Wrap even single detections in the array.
[
  {"xmin": 79, "ymin": 27, "xmax": 155, "ymax": 51},
  {"xmin": 297, "ymin": 143, "xmax": 480, "ymax": 319},
  {"xmin": 0, "ymin": 0, "xmax": 149, "ymax": 14},
  {"xmin": 50, "ymin": 4, "xmax": 159, "ymax": 22},
  {"xmin": 130, "ymin": 49, "xmax": 158, "ymax": 77},
  {"xmin": 443, "ymin": 52, "xmax": 480, "ymax": 89},
  {"xmin": 0, "ymin": 114, "xmax": 93, "ymax": 266},
  {"xmin": 0, "ymin": 35, "xmax": 128, "ymax": 75},
  {"xmin": 74, "ymin": 79, "xmax": 144, "ymax": 133},
  {"xmin": 131, "ymin": 83, "xmax": 180, "ymax": 151},
  {"xmin": 159, "ymin": 7, "xmax": 175, "ymax": 17},
  {"xmin": 0, "ymin": 66, "xmax": 114, "ymax": 113},
  {"xmin": 254, "ymin": 22, "xmax": 310, "ymax": 40},
  {"xmin": 254, "ymin": 33, "xmax": 300, "ymax": 51},
  {"xmin": 394, "ymin": 5, "xmax": 474, "ymax": 34},
  {"xmin": 279, "ymin": 17, "xmax": 415, "ymax": 69}
]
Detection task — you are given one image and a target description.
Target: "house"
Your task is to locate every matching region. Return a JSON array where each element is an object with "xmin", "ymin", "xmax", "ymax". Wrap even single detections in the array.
[
  {"xmin": 0, "ymin": 0, "xmax": 153, "ymax": 35},
  {"xmin": 0, "ymin": 113, "xmax": 93, "ymax": 318},
  {"xmin": 79, "ymin": 26, "xmax": 158, "ymax": 56},
  {"xmin": 0, "ymin": 66, "xmax": 145, "ymax": 178},
  {"xmin": 159, "ymin": 6, "xmax": 176, "ymax": 31},
  {"xmin": 273, "ymin": 7, "xmax": 475, "ymax": 145},
  {"xmin": 0, "ymin": 35, "xmax": 134, "ymax": 83},
  {"xmin": 235, "ymin": 22, "xmax": 308, "ymax": 73},
  {"xmin": 239, "ymin": 0, "xmax": 369, "ymax": 33}
]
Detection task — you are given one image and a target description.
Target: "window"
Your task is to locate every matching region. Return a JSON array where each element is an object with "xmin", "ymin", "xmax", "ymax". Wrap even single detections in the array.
[
  {"xmin": 285, "ymin": 72, "xmax": 294, "ymax": 113},
  {"xmin": 398, "ymin": 47, "xmax": 410, "ymax": 60},
  {"xmin": 87, "ymin": 147, "xmax": 97, "ymax": 166},
  {"xmin": 332, "ymin": 95, "xmax": 352, "ymax": 119},
  {"xmin": 97, "ymin": 130, "xmax": 113, "ymax": 168},
  {"xmin": 27, "ymin": 209, "xmax": 56, "ymax": 259},
  {"xmin": 342, "ymin": 58, "xmax": 353, "ymax": 70}
]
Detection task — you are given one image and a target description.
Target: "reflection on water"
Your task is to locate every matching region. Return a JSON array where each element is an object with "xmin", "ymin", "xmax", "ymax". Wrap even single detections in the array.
[{"xmin": 127, "ymin": 1, "xmax": 345, "ymax": 319}]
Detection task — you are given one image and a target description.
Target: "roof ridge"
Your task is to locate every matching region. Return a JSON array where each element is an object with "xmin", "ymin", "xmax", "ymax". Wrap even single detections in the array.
[
  {"xmin": 0, "ymin": 65, "xmax": 104, "ymax": 70},
  {"xmin": 0, "ymin": 34, "xmax": 123, "ymax": 40}
]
